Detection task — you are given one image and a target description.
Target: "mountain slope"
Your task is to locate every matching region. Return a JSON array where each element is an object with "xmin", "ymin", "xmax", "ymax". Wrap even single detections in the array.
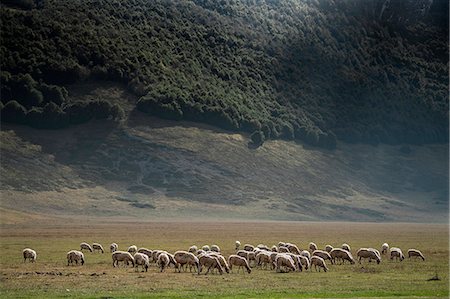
[
  {"xmin": 1, "ymin": 0, "xmax": 448, "ymax": 147},
  {"xmin": 1, "ymin": 84, "xmax": 447, "ymax": 222}
]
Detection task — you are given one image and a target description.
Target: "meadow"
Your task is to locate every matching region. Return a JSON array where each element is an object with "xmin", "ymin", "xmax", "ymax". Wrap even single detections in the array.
[{"xmin": 0, "ymin": 220, "xmax": 448, "ymax": 298}]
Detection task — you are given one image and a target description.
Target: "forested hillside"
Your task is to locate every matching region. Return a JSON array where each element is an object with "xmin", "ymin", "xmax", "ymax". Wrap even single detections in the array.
[{"xmin": 1, "ymin": 0, "xmax": 448, "ymax": 148}]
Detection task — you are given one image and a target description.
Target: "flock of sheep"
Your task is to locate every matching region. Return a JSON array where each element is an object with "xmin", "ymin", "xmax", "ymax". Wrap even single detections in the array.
[{"xmin": 22, "ymin": 240, "xmax": 425, "ymax": 275}]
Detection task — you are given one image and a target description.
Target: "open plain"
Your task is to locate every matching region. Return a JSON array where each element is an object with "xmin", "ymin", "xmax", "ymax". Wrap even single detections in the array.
[{"xmin": 0, "ymin": 219, "xmax": 448, "ymax": 298}]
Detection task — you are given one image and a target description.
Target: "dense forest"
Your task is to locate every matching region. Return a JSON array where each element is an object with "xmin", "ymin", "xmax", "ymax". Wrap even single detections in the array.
[{"xmin": 1, "ymin": 0, "xmax": 448, "ymax": 148}]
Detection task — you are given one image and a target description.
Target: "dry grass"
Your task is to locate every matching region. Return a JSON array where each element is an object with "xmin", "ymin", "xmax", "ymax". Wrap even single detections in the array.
[{"xmin": 0, "ymin": 220, "xmax": 448, "ymax": 298}]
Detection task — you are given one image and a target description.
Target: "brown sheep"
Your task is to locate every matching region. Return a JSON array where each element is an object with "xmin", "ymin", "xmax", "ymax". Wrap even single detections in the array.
[
  {"xmin": 407, "ymin": 249, "xmax": 425, "ymax": 261},
  {"xmin": 228, "ymin": 254, "xmax": 251, "ymax": 274},
  {"xmin": 357, "ymin": 248, "xmax": 381, "ymax": 264},
  {"xmin": 198, "ymin": 254, "xmax": 224, "ymax": 275},
  {"xmin": 311, "ymin": 256, "xmax": 328, "ymax": 272},
  {"xmin": 330, "ymin": 248, "xmax": 355, "ymax": 265}
]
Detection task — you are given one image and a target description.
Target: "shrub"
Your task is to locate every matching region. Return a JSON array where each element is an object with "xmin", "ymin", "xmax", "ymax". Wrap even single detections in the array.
[{"xmin": 1, "ymin": 100, "xmax": 27, "ymax": 123}]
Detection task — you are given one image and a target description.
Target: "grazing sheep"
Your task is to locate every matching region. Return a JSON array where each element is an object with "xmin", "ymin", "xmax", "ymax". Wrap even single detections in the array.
[
  {"xmin": 23, "ymin": 248, "xmax": 37, "ymax": 263},
  {"xmin": 189, "ymin": 245, "xmax": 198, "ymax": 254},
  {"xmin": 257, "ymin": 244, "xmax": 271, "ymax": 251},
  {"xmin": 196, "ymin": 249, "xmax": 206, "ymax": 256},
  {"xmin": 110, "ymin": 243, "xmax": 118, "ymax": 253},
  {"xmin": 228, "ymin": 255, "xmax": 252, "ymax": 274},
  {"xmin": 202, "ymin": 245, "xmax": 210, "ymax": 252},
  {"xmin": 390, "ymin": 247, "xmax": 405, "ymax": 261},
  {"xmin": 278, "ymin": 242, "xmax": 286, "ymax": 247},
  {"xmin": 325, "ymin": 245, "xmax": 333, "ymax": 253},
  {"xmin": 271, "ymin": 245, "xmax": 278, "ymax": 252},
  {"xmin": 235, "ymin": 241, "xmax": 241, "ymax": 250},
  {"xmin": 357, "ymin": 248, "xmax": 381, "ymax": 264},
  {"xmin": 80, "ymin": 242, "xmax": 93, "ymax": 252},
  {"xmin": 312, "ymin": 250, "xmax": 332, "ymax": 263},
  {"xmin": 286, "ymin": 243, "xmax": 301, "ymax": 255},
  {"xmin": 299, "ymin": 255, "xmax": 310, "ymax": 270},
  {"xmin": 152, "ymin": 250, "xmax": 164, "ymax": 262},
  {"xmin": 255, "ymin": 251, "xmax": 272, "ymax": 269},
  {"xmin": 211, "ymin": 244, "xmax": 221, "ymax": 253},
  {"xmin": 300, "ymin": 250, "xmax": 311, "ymax": 261},
  {"xmin": 92, "ymin": 243, "xmax": 104, "ymax": 253},
  {"xmin": 330, "ymin": 248, "xmax": 355, "ymax": 265},
  {"xmin": 275, "ymin": 254, "xmax": 296, "ymax": 273},
  {"xmin": 243, "ymin": 244, "xmax": 254, "ymax": 251},
  {"xmin": 157, "ymin": 252, "xmax": 170, "ymax": 272},
  {"xmin": 311, "ymin": 256, "xmax": 328, "ymax": 272},
  {"xmin": 67, "ymin": 250, "xmax": 84, "ymax": 266},
  {"xmin": 407, "ymin": 249, "xmax": 425, "ymax": 261},
  {"xmin": 381, "ymin": 243, "xmax": 389, "ymax": 255},
  {"xmin": 112, "ymin": 251, "xmax": 135, "ymax": 268},
  {"xmin": 286, "ymin": 253, "xmax": 303, "ymax": 272},
  {"xmin": 309, "ymin": 242, "xmax": 318, "ymax": 252},
  {"xmin": 134, "ymin": 252, "xmax": 150, "ymax": 272},
  {"xmin": 342, "ymin": 243, "xmax": 351, "ymax": 252},
  {"xmin": 278, "ymin": 246, "xmax": 290, "ymax": 253},
  {"xmin": 198, "ymin": 254, "xmax": 224, "ymax": 275},
  {"xmin": 208, "ymin": 252, "xmax": 230, "ymax": 273},
  {"xmin": 137, "ymin": 248, "xmax": 153, "ymax": 260},
  {"xmin": 127, "ymin": 245, "xmax": 137, "ymax": 254},
  {"xmin": 174, "ymin": 251, "xmax": 199, "ymax": 273}
]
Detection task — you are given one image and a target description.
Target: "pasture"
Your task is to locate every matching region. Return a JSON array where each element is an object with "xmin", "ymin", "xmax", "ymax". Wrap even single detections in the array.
[{"xmin": 0, "ymin": 220, "xmax": 448, "ymax": 298}]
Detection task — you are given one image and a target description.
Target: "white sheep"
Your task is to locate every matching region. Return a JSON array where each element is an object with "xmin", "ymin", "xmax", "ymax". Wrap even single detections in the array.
[
  {"xmin": 134, "ymin": 252, "xmax": 150, "ymax": 272},
  {"xmin": 22, "ymin": 248, "xmax": 36, "ymax": 263},
  {"xmin": 208, "ymin": 252, "xmax": 230, "ymax": 273},
  {"xmin": 357, "ymin": 248, "xmax": 381, "ymax": 264},
  {"xmin": 127, "ymin": 245, "xmax": 137, "ymax": 254},
  {"xmin": 311, "ymin": 256, "xmax": 328, "ymax": 272},
  {"xmin": 228, "ymin": 254, "xmax": 251, "ymax": 273},
  {"xmin": 137, "ymin": 248, "xmax": 153, "ymax": 261},
  {"xmin": 271, "ymin": 245, "xmax": 278, "ymax": 252},
  {"xmin": 198, "ymin": 254, "xmax": 224, "ymax": 275},
  {"xmin": 255, "ymin": 251, "xmax": 272, "ymax": 269},
  {"xmin": 235, "ymin": 241, "xmax": 241, "ymax": 250},
  {"xmin": 210, "ymin": 244, "xmax": 221, "ymax": 253},
  {"xmin": 188, "ymin": 245, "xmax": 198, "ymax": 254},
  {"xmin": 67, "ymin": 250, "xmax": 84, "ymax": 266},
  {"xmin": 300, "ymin": 250, "xmax": 311, "ymax": 261},
  {"xmin": 381, "ymin": 243, "xmax": 389, "ymax": 255},
  {"xmin": 390, "ymin": 247, "xmax": 405, "ymax": 261},
  {"xmin": 110, "ymin": 243, "xmax": 118, "ymax": 253},
  {"xmin": 243, "ymin": 244, "xmax": 254, "ymax": 251},
  {"xmin": 92, "ymin": 243, "xmax": 104, "ymax": 253},
  {"xmin": 286, "ymin": 243, "xmax": 301, "ymax": 254},
  {"xmin": 257, "ymin": 244, "xmax": 270, "ymax": 251},
  {"xmin": 312, "ymin": 250, "xmax": 332, "ymax": 263},
  {"xmin": 80, "ymin": 242, "xmax": 93, "ymax": 252},
  {"xmin": 407, "ymin": 249, "xmax": 425, "ymax": 261},
  {"xmin": 278, "ymin": 246, "xmax": 290, "ymax": 253},
  {"xmin": 299, "ymin": 254, "xmax": 310, "ymax": 270},
  {"xmin": 275, "ymin": 254, "xmax": 296, "ymax": 273},
  {"xmin": 342, "ymin": 243, "xmax": 351, "ymax": 252},
  {"xmin": 286, "ymin": 253, "xmax": 303, "ymax": 272},
  {"xmin": 112, "ymin": 251, "xmax": 135, "ymax": 268},
  {"xmin": 174, "ymin": 251, "xmax": 199, "ymax": 273},
  {"xmin": 330, "ymin": 248, "xmax": 355, "ymax": 265},
  {"xmin": 157, "ymin": 252, "xmax": 170, "ymax": 272},
  {"xmin": 325, "ymin": 245, "xmax": 333, "ymax": 253},
  {"xmin": 202, "ymin": 245, "xmax": 210, "ymax": 252},
  {"xmin": 309, "ymin": 242, "xmax": 318, "ymax": 252}
]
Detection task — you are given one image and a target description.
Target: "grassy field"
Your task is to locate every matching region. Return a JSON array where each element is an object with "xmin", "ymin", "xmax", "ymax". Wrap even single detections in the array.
[{"xmin": 0, "ymin": 220, "xmax": 448, "ymax": 298}]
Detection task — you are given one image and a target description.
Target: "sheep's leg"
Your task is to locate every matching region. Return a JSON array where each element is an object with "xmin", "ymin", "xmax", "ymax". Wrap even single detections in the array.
[{"xmin": 205, "ymin": 265, "xmax": 212, "ymax": 275}]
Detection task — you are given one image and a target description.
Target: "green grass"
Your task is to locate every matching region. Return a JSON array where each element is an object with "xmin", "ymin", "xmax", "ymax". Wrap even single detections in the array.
[{"xmin": 0, "ymin": 221, "xmax": 448, "ymax": 298}]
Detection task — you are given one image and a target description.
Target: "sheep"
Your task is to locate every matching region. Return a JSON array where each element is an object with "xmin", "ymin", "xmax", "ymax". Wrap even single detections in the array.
[
  {"xmin": 390, "ymin": 247, "xmax": 405, "ymax": 261},
  {"xmin": 235, "ymin": 241, "xmax": 241, "ymax": 250},
  {"xmin": 188, "ymin": 245, "xmax": 198, "ymax": 254},
  {"xmin": 196, "ymin": 249, "xmax": 206, "ymax": 256},
  {"xmin": 330, "ymin": 248, "xmax": 355, "ymax": 265},
  {"xmin": 278, "ymin": 246, "xmax": 290, "ymax": 253},
  {"xmin": 300, "ymin": 250, "xmax": 311, "ymax": 261},
  {"xmin": 67, "ymin": 250, "xmax": 84, "ymax": 266},
  {"xmin": 134, "ymin": 252, "xmax": 149, "ymax": 272},
  {"xmin": 271, "ymin": 245, "xmax": 278, "ymax": 252},
  {"xmin": 407, "ymin": 249, "xmax": 425, "ymax": 261},
  {"xmin": 311, "ymin": 256, "xmax": 328, "ymax": 272},
  {"xmin": 198, "ymin": 254, "xmax": 224, "ymax": 275},
  {"xmin": 257, "ymin": 244, "xmax": 271, "ymax": 251},
  {"xmin": 278, "ymin": 242, "xmax": 286, "ymax": 247},
  {"xmin": 174, "ymin": 251, "xmax": 199, "ymax": 273},
  {"xmin": 381, "ymin": 243, "xmax": 389, "ymax": 255},
  {"xmin": 325, "ymin": 245, "xmax": 333, "ymax": 253},
  {"xmin": 286, "ymin": 253, "xmax": 303, "ymax": 272},
  {"xmin": 309, "ymin": 242, "xmax": 318, "ymax": 252},
  {"xmin": 23, "ymin": 248, "xmax": 37, "ymax": 263},
  {"xmin": 243, "ymin": 244, "xmax": 254, "ymax": 251},
  {"xmin": 127, "ymin": 245, "xmax": 137, "ymax": 254},
  {"xmin": 110, "ymin": 243, "xmax": 118, "ymax": 253},
  {"xmin": 341, "ymin": 243, "xmax": 351, "ymax": 252},
  {"xmin": 80, "ymin": 242, "xmax": 93, "ymax": 252},
  {"xmin": 153, "ymin": 251, "xmax": 176, "ymax": 267},
  {"xmin": 208, "ymin": 252, "xmax": 230, "ymax": 273},
  {"xmin": 275, "ymin": 254, "xmax": 296, "ymax": 273},
  {"xmin": 112, "ymin": 251, "xmax": 135, "ymax": 268},
  {"xmin": 137, "ymin": 248, "xmax": 153, "ymax": 262},
  {"xmin": 202, "ymin": 245, "xmax": 210, "ymax": 252},
  {"xmin": 312, "ymin": 250, "xmax": 333, "ymax": 263},
  {"xmin": 92, "ymin": 243, "xmax": 104, "ymax": 253},
  {"xmin": 286, "ymin": 243, "xmax": 301, "ymax": 255},
  {"xmin": 269, "ymin": 252, "xmax": 278, "ymax": 270},
  {"xmin": 210, "ymin": 244, "xmax": 221, "ymax": 253},
  {"xmin": 356, "ymin": 248, "xmax": 381, "ymax": 264},
  {"xmin": 236, "ymin": 250, "xmax": 256, "ymax": 266},
  {"xmin": 228, "ymin": 254, "xmax": 251, "ymax": 274},
  {"xmin": 157, "ymin": 252, "xmax": 170, "ymax": 272},
  {"xmin": 255, "ymin": 251, "xmax": 272, "ymax": 269},
  {"xmin": 299, "ymin": 254, "xmax": 310, "ymax": 270}
]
